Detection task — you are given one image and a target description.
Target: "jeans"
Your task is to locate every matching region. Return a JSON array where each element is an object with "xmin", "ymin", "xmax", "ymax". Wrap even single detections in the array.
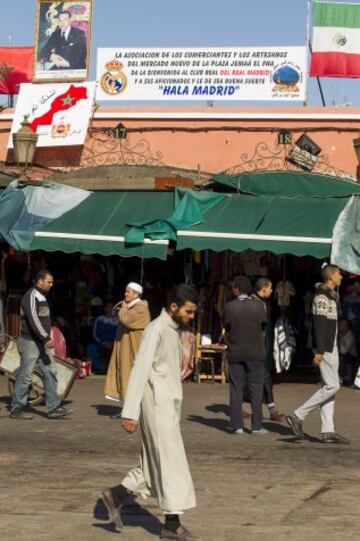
[
  {"xmin": 11, "ymin": 337, "xmax": 61, "ymax": 412},
  {"xmin": 295, "ymin": 345, "xmax": 340, "ymax": 433},
  {"xmin": 228, "ymin": 360, "xmax": 265, "ymax": 431}
]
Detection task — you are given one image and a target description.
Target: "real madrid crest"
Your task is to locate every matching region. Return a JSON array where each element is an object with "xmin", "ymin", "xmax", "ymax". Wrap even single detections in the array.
[{"xmin": 101, "ymin": 59, "xmax": 128, "ymax": 95}]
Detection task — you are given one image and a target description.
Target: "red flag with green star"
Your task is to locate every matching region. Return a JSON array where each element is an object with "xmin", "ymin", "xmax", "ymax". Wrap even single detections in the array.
[
  {"xmin": 0, "ymin": 47, "xmax": 33, "ymax": 95},
  {"xmin": 30, "ymin": 84, "xmax": 88, "ymax": 132}
]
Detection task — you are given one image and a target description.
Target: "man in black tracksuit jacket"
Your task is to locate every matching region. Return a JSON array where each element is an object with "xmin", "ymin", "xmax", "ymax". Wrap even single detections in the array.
[
  {"xmin": 286, "ymin": 265, "xmax": 350, "ymax": 444},
  {"xmin": 223, "ymin": 275, "xmax": 267, "ymax": 434},
  {"xmin": 10, "ymin": 270, "xmax": 72, "ymax": 420}
]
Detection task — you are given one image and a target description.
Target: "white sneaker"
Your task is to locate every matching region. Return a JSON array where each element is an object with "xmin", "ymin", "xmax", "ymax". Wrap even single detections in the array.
[{"xmin": 251, "ymin": 428, "xmax": 269, "ymax": 435}]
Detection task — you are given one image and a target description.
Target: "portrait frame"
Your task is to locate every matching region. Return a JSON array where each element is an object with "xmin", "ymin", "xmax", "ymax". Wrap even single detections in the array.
[{"xmin": 33, "ymin": 0, "xmax": 93, "ymax": 83}]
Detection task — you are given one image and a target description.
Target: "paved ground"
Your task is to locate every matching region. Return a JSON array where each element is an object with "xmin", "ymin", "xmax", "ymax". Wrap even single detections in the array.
[{"xmin": 0, "ymin": 376, "xmax": 359, "ymax": 541}]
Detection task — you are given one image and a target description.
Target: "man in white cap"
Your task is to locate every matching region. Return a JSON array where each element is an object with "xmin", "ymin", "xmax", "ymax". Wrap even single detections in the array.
[{"xmin": 104, "ymin": 282, "xmax": 151, "ymax": 417}]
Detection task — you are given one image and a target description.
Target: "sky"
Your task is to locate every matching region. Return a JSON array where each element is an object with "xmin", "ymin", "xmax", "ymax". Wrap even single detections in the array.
[{"xmin": 1, "ymin": 0, "xmax": 360, "ymax": 107}]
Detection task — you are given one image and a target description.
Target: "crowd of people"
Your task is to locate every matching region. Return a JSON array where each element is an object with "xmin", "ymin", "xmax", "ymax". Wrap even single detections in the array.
[{"xmin": 2, "ymin": 263, "xmax": 358, "ymax": 540}]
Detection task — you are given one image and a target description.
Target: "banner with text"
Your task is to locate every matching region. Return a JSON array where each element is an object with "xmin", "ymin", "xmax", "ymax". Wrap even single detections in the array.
[
  {"xmin": 8, "ymin": 82, "xmax": 96, "ymax": 148},
  {"xmin": 96, "ymin": 46, "xmax": 307, "ymax": 101}
]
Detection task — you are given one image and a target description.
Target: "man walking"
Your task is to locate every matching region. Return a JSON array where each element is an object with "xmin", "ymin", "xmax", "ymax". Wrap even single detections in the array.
[
  {"xmin": 252, "ymin": 277, "xmax": 284, "ymax": 421},
  {"xmin": 10, "ymin": 270, "xmax": 72, "ymax": 420},
  {"xmin": 104, "ymin": 282, "xmax": 150, "ymax": 417},
  {"xmin": 286, "ymin": 265, "xmax": 350, "ymax": 444},
  {"xmin": 223, "ymin": 275, "xmax": 268, "ymax": 434},
  {"xmin": 101, "ymin": 284, "xmax": 200, "ymax": 540}
]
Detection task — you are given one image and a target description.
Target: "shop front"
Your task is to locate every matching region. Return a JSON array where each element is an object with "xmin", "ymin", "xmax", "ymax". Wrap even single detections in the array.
[
  {"xmin": 1, "ymin": 167, "xmax": 360, "ymax": 381},
  {"xmin": 1, "ymin": 106, "xmax": 360, "ymax": 379}
]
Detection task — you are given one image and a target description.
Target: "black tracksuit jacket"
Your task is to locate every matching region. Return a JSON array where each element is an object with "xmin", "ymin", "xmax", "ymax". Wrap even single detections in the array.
[{"xmin": 20, "ymin": 286, "xmax": 51, "ymax": 343}]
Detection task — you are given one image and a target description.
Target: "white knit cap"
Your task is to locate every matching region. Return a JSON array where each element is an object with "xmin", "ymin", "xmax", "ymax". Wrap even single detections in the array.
[{"xmin": 127, "ymin": 282, "xmax": 143, "ymax": 295}]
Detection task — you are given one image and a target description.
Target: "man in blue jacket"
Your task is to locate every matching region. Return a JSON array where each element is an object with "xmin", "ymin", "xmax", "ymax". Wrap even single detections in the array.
[
  {"xmin": 286, "ymin": 264, "xmax": 350, "ymax": 444},
  {"xmin": 10, "ymin": 270, "xmax": 72, "ymax": 420}
]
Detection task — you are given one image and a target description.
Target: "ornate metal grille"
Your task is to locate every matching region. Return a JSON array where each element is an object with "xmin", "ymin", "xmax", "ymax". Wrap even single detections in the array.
[
  {"xmin": 80, "ymin": 128, "xmax": 165, "ymax": 168},
  {"xmin": 225, "ymin": 140, "xmax": 356, "ymax": 180}
]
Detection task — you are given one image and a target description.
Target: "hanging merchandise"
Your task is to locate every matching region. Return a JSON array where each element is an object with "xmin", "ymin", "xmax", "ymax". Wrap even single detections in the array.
[
  {"xmin": 275, "ymin": 280, "xmax": 297, "ymax": 309},
  {"xmin": 302, "ymin": 290, "xmax": 313, "ymax": 331},
  {"xmin": 0, "ymin": 251, "xmax": 8, "ymax": 293},
  {"xmin": 273, "ymin": 315, "xmax": 296, "ymax": 373},
  {"xmin": 238, "ymin": 250, "xmax": 264, "ymax": 276},
  {"xmin": 105, "ymin": 260, "xmax": 115, "ymax": 290},
  {"xmin": 183, "ymin": 251, "xmax": 193, "ymax": 286},
  {"xmin": 193, "ymin": 251, "xmax": 201, "ymax": 265},
  {"xmin": 211, "ymin": 253, "xmax": 221, "ymax": 281},
  {"xmin": 197, "ymin": 252, "xmax": 230, "ymax": 343},
  {"xmin": 216, "ymin": 283, "xmax": 226, "ymax": 318},
  {"xmin": 0, "ymin": 297, "xmax": 4, "ymax": 350}
]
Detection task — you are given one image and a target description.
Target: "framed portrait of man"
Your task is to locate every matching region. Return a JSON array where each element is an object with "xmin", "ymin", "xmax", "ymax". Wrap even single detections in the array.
[{"xmin": 33, "ymin": 0, "xmax": 93, "ymax": 83}]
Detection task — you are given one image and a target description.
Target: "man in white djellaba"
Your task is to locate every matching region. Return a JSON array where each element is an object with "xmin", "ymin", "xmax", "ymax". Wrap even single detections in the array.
[{"xmin": 101, "ymin": 284, "xmax": 200, "ymax": 541}]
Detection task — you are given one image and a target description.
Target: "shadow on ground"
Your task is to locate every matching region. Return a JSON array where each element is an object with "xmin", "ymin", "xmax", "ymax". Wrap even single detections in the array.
[
  {"xmin": 93, "ymin": 496, "xmax": 162, "ymax": 536},
  {"xmin": 91, "ymin": 404, "xmax": 121, "ymax": 417},
  {"xmin": 188, "ymin": 403, "xmax": 307, "ymax": 439},
  {"xmin": 186, "ymin": 413, "xmax": 232, "ymax": 433},
  {"xmin": 206, "ymin": 403, "xmax": 230, "ymax": 416}
]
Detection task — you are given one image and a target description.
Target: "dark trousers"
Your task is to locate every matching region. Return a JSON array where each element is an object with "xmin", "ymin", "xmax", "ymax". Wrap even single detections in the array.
[
  {"xmin": 228, "ymin": 360, "xmax": 265, "ymax": 431},
  {"xmin": 263, "ymin": 367, "xmax": 274, "ymax": 405},
  {"xmin": 339, "ymin": 353, "xmax": 359, "ymax": 385}
]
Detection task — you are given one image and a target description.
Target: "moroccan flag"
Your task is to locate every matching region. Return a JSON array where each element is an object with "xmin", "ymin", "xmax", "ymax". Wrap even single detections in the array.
[
  {"xmin": 310, "ymin": 1, "xmax": 360, "ymax": 77},
  {"xmin": 30, "ymin": 84, "xmax": 88, "ymax": 132},
  {"xmin": 0, "ymin": 47, "xmax": 33, "ymax": 94}
]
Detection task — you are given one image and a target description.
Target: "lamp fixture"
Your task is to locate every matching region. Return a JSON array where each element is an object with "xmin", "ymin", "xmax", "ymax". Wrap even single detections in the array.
[{"xmin": 12, "ymin": 115, "xmax": 38, "ymax": 168}]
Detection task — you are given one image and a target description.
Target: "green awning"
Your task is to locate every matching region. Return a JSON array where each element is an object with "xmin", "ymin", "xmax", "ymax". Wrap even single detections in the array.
[
  {"xmin": 213, "ymin": 171, "xmax": 360, "ymax": 198},
  {"xmin": 176, "ymin": 194, "xmax": 348, "ymax": 258},
  {"xmin": 31, "ymin": 191, "xmax": 174, "ymax": 259},
  {"xmin": 30, "ymin": 186, "xmax": 353, "ymax": 260},
  {"xmin": 125, "ymin": 189, "xmax": 225, "ymax": 242}
]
